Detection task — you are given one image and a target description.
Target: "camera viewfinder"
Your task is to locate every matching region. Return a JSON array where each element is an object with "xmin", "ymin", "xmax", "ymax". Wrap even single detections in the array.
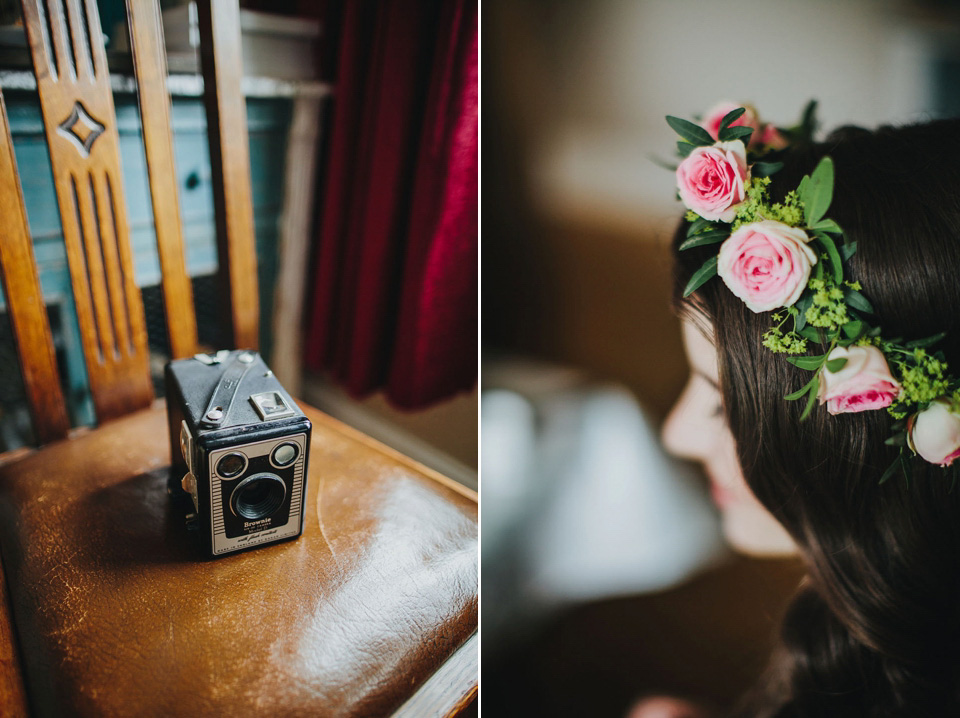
[
  {"xmin": 271, "ymin": 443, "xmax": 299, "ymax": 467},
  {"xmin": 217, "ymin": 453, "xmax": 247, "ymax": 478}
]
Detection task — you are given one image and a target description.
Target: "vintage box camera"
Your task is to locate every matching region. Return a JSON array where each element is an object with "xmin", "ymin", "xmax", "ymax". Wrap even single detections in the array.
[{"xmin": 166, "ymin": 350, "xmax": 311, "ymax": 557}]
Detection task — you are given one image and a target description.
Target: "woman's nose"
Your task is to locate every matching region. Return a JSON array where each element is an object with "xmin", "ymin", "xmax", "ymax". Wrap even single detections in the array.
[{"xmin": 661, "ymin": 379, "xmax": 716, "ymax": 461}]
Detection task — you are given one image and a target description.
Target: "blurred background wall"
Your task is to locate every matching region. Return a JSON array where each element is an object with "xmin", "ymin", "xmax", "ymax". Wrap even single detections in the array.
[{"xmin": 483, "ymin": 1, "xmax": 960, "ymax": 715}]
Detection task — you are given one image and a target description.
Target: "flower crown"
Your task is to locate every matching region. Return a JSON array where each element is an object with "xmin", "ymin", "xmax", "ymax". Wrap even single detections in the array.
[{"xmin": 669, "ymin": 102, "xmax": 960, "ymax": 482}]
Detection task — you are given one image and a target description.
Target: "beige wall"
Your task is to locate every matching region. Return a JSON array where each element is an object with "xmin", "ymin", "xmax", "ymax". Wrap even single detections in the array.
[
  {"xmin": 486, "ymin": 0, "xmax": 949, "ymax": 415},
  {"xmin": 516, "ymin": 0, "xmax": 936, "ymax": 226}
]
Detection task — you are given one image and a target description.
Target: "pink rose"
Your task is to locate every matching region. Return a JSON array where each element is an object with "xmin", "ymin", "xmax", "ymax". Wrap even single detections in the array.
[
  {"xmin": 908, "ymin": 401, "xmax": 960, "ymax": 466},
  {"xmin": 676, "ymin": 141, "xmax": 749, "ymax": 222},
  {"xmin": 716, "ymin": 220, "xmax": 816, "ymax": 312},
  {"xmin": 702, "ymin": 101, "xmax": 761, "ymax": 142},
  {"xmin": 759, "ymin": 123, "xmax": 788, "ymax": 150},
  {"xmin": 818, "ymin": 346, "xmax": 901, "ymax": 415}
]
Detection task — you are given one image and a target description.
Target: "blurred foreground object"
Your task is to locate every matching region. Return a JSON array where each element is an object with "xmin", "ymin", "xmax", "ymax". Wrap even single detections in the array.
[{"xmin": 482, "ymin": 358, "xmax": 725, "ymax": 646}]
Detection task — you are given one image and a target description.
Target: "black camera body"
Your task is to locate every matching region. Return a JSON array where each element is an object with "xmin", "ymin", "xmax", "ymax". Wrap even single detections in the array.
[{"xmin": 165, "ymin": 350, "xmax": 311, "ymax": 557}]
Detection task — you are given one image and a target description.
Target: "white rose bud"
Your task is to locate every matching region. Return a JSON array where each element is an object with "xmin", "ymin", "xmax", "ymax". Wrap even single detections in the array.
[{"xmin": 908, "ymin": 400, "xmax": 960, "ymax": 467}]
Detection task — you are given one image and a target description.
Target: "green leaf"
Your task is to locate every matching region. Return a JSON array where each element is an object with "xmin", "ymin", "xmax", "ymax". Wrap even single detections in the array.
[
  {"xmin": 785, "ymin": 374, "xmax": 818, "ymax": 401},
  {"xmin": 687, "ymin": 217, "xmax": 713, "ymax": 237},
  {"xmin": 803, "ymin": 157, "xmax": 834, "ymax": 226},
  {"xmin": 682, "ymin": 255, "xmax": 719, "ymax": 297},
  {"xmin": 794, "ymin": 294, "xmax": 813, "ymax": 331},
  {"xmin": 752, "ymin": 161, "xmax": 784, "ymax": 178},
  {"xmin": 842, "ymin": 319, "xmax": 864, "ymax": 340},
  {"xmin": 800, "ymin": 374, "xmax": 820, "ymax": 420},
  {"xmin": 691, "ymin": 228, "xmax": 728, "ymax": 242},
  {"xmin": 905, "ymin": 332, "xmax": 947, "ymax": 349},
  {"xmin": 840, "ymin": 241, "xmax": 858, "ymax": 261},
  {"xmin": 666, "ymin": 116, "xmax": 714, "ymax": 147},
  {"xmin": 677, "ymin": 140, "xmax": 695, "ymax": 158},
  {"xmin": 718, "ymin": 126, "xmax": 753, "ymax": 144},
  {"xmin": 879, "ymin": 455, "xmax": 901, "ymax": 485},
  {"xmin": 797, "ymin": 174, "xmax": 811, "ymax": 202},
  {"xmin": 815, "ymin": 230, "xmax": 843, "ymax": 284},
  {"xmin": 825, "ymin": 357, "xmax": 848, "ymax": 373},
  {"xmin": 716, "ymin": 107, "xmax": 746, "ymax": 136},
  {"xmin": 812, "ymin": 218, "xmax": 843, "ymax": 234},
  {"xmin": 901, "ymin": 452, "xmax": 912, "ymax": 486},
  {"xmin": 885, "ymin": 434, "xmax": 907, "ymax": 447},
  {"xmin": 679, "ymin": 231, "xmax": 728, "ymax": 251},
  {"xmin": 649, "ymin": 155, "xmax": 678, "ymax": 171},
  {"xmin": 844, "ymin": 288, "xmax": 874, "ymax": 314},
  {"xmin": 799, "ymin": 325, "xmax": 823, "ymax": 342},
  {"xmin": 813, "ymin": 258, "xmax": 825, "ymax": 285},
  {"xmin": 784, "ymin": 386, "xmax": 809, "ymax": 401},
  {"xmin": 786, "ymin": 354, "xmax": 826, "ymax": 370},
  {"xmin": 800, "ymin": 99, "xmax": 819, "ymax": 141}
]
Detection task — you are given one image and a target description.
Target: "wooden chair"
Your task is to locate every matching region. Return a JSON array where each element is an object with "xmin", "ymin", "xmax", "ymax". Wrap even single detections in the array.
[{"xmin": 0, "ymin": 1, "xmax": 478, "ymax": 715}]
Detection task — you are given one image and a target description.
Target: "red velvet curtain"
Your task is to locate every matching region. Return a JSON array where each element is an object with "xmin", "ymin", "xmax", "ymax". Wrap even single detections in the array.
[{"xmin": 304, "ymin": 0, "xmax": 478, "ymax": 410}]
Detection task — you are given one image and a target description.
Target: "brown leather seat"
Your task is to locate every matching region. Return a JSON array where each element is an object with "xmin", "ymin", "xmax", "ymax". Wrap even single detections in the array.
[{"xmin": 0, "ymin": 403, "xmax": 477, "ymax": 717}]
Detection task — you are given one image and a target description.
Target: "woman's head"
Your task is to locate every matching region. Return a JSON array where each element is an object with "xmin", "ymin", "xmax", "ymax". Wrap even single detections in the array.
[{"xmin": 667, "ymin": 118, "xmax": 960, "ymax": 711}]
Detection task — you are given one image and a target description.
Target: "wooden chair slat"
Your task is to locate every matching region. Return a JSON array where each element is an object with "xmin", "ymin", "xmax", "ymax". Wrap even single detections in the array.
[
  {"xmin": 20, "ymin": 0, "xmax": 153, "ymax": 422},
  {"xmin": 197, "ymin": 0, "xmax": 260, "ymax": 350},
  {"xmin": 73, "ymin": 169, "xmax": 118, "ymax": 361},
  {"xmin": 62, "ymin": 0, "xmax": 94, "ymax": 81},
  {"xmin": 42, "ymin": 0, "xmax": 72, "ymax": 82},
  {"xmin": 0, "ymin": 90, "xmax": 70, "ymax": 444},
  {"xmin": 125, "ymin": 0, "xmax": 198, "ymax": 360}
]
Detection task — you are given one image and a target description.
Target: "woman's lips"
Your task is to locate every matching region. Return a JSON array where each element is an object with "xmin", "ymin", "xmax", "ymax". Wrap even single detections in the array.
[{"xmin": 709, "ymin": 480, "xmax": 736, "ymax": 508}]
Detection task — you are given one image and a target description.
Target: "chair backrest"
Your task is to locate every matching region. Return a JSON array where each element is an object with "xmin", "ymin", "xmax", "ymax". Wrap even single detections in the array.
[{"xmin": 0, "ymin": 0, "xmax": 259, "ymax": 445}]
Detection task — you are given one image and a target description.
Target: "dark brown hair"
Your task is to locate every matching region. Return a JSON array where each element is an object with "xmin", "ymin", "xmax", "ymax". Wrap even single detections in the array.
[{"xmin": 673, "ymin": 118, "xmax": 960, "ymax": 716}]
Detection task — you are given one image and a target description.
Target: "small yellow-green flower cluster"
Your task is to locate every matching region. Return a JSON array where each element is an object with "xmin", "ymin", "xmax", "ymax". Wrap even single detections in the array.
[
  {"xmin": 885, "ymin": 349, "xmax": 953, "ymax": 419},
  {"xmin": 731, "ymin": 177, "xmax": 805, "ymax": 231},
  {"xmin": 805, "ymin": 277, "xmax": 848, "ymax": 330},
  {"xmin": 767, "ymin": 189, "xmax": 805, "ymax": 227},
  {"xmin": 762, "ymin": 326, "xmax": 808, "ymax": 354},
  {"xmin": 732, "ymin": 177, "xmax": 772, "ymax": 229},
  {"xmin": 898, "ymin": 351, "xmax": 951, "ymax": 406}
]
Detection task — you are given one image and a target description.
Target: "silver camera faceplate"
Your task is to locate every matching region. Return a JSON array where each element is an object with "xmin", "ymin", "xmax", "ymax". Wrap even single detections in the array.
[{"xmin": 208, "ymin": 433, "xmax": 307, "ymax": 555}]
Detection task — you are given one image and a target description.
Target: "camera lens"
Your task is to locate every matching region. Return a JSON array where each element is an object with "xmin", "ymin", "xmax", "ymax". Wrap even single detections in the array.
[
  {"xmin": 230, "ymin": 473, "xmax": 286, "ymax": 520},
  {"xmin": 217, "ymin": 453, "xmax": 247, "ymax": 478},
  {"xmin": 271, "ymin": 443, "xmax": 298, "ymax": 467}
]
